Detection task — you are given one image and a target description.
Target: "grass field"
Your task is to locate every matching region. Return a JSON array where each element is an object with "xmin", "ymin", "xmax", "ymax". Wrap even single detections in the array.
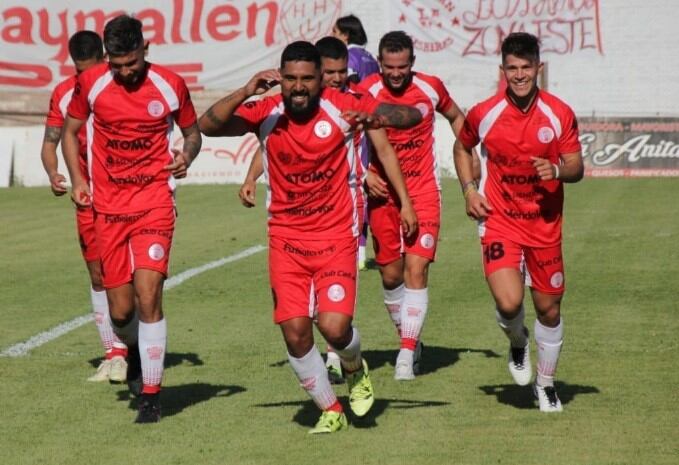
[{"xmin": 1, "ymin": 179, "xmax": 677, "ymax": 465}]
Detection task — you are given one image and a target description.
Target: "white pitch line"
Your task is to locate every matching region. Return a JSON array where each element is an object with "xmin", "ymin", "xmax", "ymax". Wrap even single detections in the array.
[{"xmin": 0, "ymin": 245, "xmax": 266, "ymax": 358}]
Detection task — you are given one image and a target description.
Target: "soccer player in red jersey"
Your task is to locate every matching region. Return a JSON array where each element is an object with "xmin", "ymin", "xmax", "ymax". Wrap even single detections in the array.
[
  {"xmin": 454, "ymin": 32, "xmax": 584, "ymax": 412},
  {"xmin": 200, "ymin": 41, "xmax": 418, "ymax": 433},
  {"xmin": 360, "ymin": 31, "xmax": 467, "ymax": 380},
  {"xmin": 237, "ymin": 37, "xmax": 421, "ymax": 386},
  {"xmin": 61, "ymin": 15, "xmax": 202, "ymax": 423},
  {"xmin": 40, "ymin": 31, "xmax": 129, "ymax": 383}
]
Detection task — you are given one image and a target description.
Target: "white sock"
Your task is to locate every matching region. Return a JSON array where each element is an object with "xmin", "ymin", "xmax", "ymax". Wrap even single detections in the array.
[
  {"xmin": 111, "ymin": 311, "xmax": 138, "ymax": 346},
  {"xmin": 535, "ymin": 318, "xmax": 563, "ymax": 387},
  {"xmin": 288, "ymin": 346, "xmax": 338, "ymax": 411},
  {"xmin": 138, "ymin": 319, "xmax": 167, "ymax": 388},
  {"xmin": 331, "ymin": 327, "xmax": 363, "ymax": 373},
  {"xmin": 90, "ymin": 288, "xmax": 123, "ymax": 352},
  {"xmin": 383, "ymin": 284, "xmax": 404, "ymax": 334},
  {"xmin": 496, "ymin": 305, "xmax": 528, "ymax": 348},
  {"xmin": 400, "ymin": 287, "xmax": 428, "ymax": 348}
]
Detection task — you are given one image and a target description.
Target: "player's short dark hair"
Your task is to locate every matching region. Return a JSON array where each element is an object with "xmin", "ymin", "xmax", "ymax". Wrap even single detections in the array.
[
  {"xmin": 335, "ymin": 15, "xmax": 368, "ymax": 46},
  {"xmin": 315, "ymin": 36, "xmax": 348, "ymax": 61},
  {"xmin": 103, "ymin": 15, "xmax": 144, "ymax": 57},
  {"xmin": 378, "ymin": 31, "xmax": 414, "ymax": 61},
  {"xmin": 68, "ymin": 30, "xmax": 103, "ymax": 62},
  {"xmin": 501, "ymin": 32, "xmax": 540, "ymax": 63},
  {"xmin": 280, "ymin": 41, "xmax": 321, "ymax": 69}
]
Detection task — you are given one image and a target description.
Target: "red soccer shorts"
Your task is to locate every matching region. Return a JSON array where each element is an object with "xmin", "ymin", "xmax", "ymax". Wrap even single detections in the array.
[
  {"xmin": 75, "ymin": 206, "xmax": 99, "ymax": 262},
  {"xmin": 94, "ymin": 207, "xmax": 175, "ymax": 289},
  {"xmin": 269, "ymin": 236, "xmax": 358, "ymax": 324},
  {"xmin": 368, "ymin": 190, "xmax": 441, "ymax": 265},
  {"xmin": 481, "ymin": 236, "xmax": 565, "ymax": 294}
]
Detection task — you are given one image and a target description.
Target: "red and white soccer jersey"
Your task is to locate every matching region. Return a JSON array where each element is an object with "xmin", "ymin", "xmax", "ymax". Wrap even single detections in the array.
[
  {"xmin": 360, "ymin": 71, "xmax": 454, "ymax": 195},
  {"xmin": 46, "ymin": 76, "xmax": 89, "ymax": 183},
  {"xmin": 458, "ymin": 89, "xmax": 581, "ymax": 247},
  {"xmin": 235, "ymin": 86, "xmax": 379, "ymax": 240},
  {"xmin": 67, "ymin": 62, "xmax": 197, "ymax": 214}
]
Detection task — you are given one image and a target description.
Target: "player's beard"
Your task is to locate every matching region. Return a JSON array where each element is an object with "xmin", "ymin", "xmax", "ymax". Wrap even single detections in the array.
[
  {"xmin": 383, "ymin": 72, "xmax": 413, "ymax": 94},
  {"xmin": 283, "ymin": 91, "xmax": 321, "ymax": 121}
]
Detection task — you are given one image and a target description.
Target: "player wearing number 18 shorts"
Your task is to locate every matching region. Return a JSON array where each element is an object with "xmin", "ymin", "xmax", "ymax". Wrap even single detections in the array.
[{"xmin": 454, "ymin": 32, "xmax": 584, "ymax": 412}]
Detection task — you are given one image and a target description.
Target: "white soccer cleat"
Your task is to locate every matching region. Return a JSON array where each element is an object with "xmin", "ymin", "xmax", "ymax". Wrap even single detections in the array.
[
  {"xmin": 87, "ymin": 359, "xmax": 112, "ymax": 382},
  {"xmin": 108, "ymin": 355, "xmax": 128, "ymax": 383},
  {"xmin": 394, "ymin": 349, "xmax": 415, "ymax": 381},
  {"xmin": 533, "ymin": 383, "xmax": 563, "ymax": 413},
  {"xmin": 508, "ymin": 343, "xmax": 532, "ymax": 386}
]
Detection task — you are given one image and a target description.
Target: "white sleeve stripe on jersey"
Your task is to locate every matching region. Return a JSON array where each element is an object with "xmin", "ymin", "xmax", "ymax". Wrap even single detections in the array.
[
  {"xmin": 88, "ymin": 72, "xmax": 114, "ymax": 109},
  {"xmin": 478, "ymin": 99, "xmax": 508, "ymax": 141},
  {"xmin": 536, "ymin": 98, "xmax": 562, "ymax": 138},
  {"xmin": 319, "ymin": 98, "xmax": 351, "ymax": 133},
  {"xmin": 368, "ymin": 81, "xmax": 383, "ymax": 97},
  {"xmin": 412, "ymin": 76, "xmax": 440, "ymax": 109},
  {"xmin": 58, "ymin": 89, "xmax": 74, "ymax": 118},
  {"xmin": 148, "ymin": 70, "xmax": 180, "ymax": 111},
  {"xmin": 259, "ymin": 102, "xmax": 284, "ymax": 141}
]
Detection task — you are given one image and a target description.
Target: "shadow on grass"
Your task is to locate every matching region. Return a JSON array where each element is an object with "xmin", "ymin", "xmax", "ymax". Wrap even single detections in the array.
[
  {"xmin": 255, "ymin": 397, "xmax": 450, "ymax": 429},
  {"xmin": 88, "ymin": 351, "xmax": 204, "ymax": 369},
  {"xmin": 117, "ymin": 383, "xmax": 246, "ymax": 418},
  {"xmin": 269, "ymin": 346, "xmax": 500, "ymax": 376},
  {"xmin": 478, "ymin": 381, "xmax": 600, "ymax": 409}
]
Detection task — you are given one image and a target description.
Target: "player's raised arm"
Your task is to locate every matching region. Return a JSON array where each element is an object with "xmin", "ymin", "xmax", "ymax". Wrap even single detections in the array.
[
  {"xmin": 373, "ymin": 103, "xmax": 422, "ymax": 128},
  {"xmin": 62, "ymin": 114, "xmax": 90, "ymax": 207},
  {"xmin": 199, "ymin": 69, "xmax": 280, "ymax": 137}
]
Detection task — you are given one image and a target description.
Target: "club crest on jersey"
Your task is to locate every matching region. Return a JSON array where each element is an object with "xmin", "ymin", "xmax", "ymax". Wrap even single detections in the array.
[
  {"xmin": 147, "ymin": 100, "xmax": 164, "ymax": 117},
  {"xmin": 148, "ymin": 243, "xmax": 165, "ymax": 261},
  {"xmin": 327, "ymin": 284, "xmax": 345, "ymax": 302},
  {"xmin": 420, "ymin": 233, "xmax": 435, "ymax": 249},
  {"xmin": 416, "ymin": 102, "xmax": 429, "ymax": 118},
  {"xmin": 314, "ymin": 120, "xmax": 332, "ymax": 138},
  {"xmin": 537, "ymin": 126, "xmax": 555, "ymax": 143},
  {"xmin": 550, "ymin": 271, "xmax": 564, "ymax": 288}
]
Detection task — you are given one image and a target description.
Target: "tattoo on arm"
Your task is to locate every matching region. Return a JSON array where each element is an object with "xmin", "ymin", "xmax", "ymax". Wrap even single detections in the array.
[
  {"xmin": 181, "ymin": 123, "xmax": 202, "ymax": 161},
  {"xmin": 43, "ymin": 126, "xmax": 62, "ymax": 144},
  {"xmin": 203, "ymin": 107, "xmax": 224, "ymax": 127},
  {"xmin": 375, "ymin": 103, "xmax": 422, "ymax": 129}
]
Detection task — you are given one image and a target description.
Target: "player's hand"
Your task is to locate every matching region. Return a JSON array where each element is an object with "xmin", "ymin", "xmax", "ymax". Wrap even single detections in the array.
[
  {"xmin": 365, "ymin": 171, "xmax": 389, "ymax": 199},
  {"xmin": 531, "ymin": 156, "xmax": 558, "ymax": 181},
  {"xmin": 71, "ymin": 181, "xmax": 92, "ymax": 208},
  {"xmin": 164, "ymin": 149, "xmax": 191, "ymax": 179},
  {"xmin": 245, "ymin": 69, "xmax": 281, "ymax": 97},
  {"xmin": 400, "ymin": 201, "xmax": 418, "ymax": 238},
  {"xmin": 238, "ymin": 179, "xmax": 257, "ymax": 208},
  {"xmin": 465, "ymin": 190, "xmax": 492, "ymax": 220},
  {"xmin": 341, "ymin": 110, "xmax": 386, "ymax": 131},
  {"xmin": 48, "ymin": 172, "xmax": 68, "ymax": 196}
]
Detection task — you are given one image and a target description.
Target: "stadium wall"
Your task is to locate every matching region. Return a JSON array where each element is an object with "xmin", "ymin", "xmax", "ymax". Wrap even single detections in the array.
[{"xmin": 1, "ymin": 0, "xmax": 678, "ymax": 186}]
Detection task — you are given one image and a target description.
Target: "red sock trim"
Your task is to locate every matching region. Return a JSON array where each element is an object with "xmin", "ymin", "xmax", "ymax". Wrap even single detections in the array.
[
  {"xmin": 142, "ymin": 384, "xmax": 161, "ymax": 395},
  {"xmin": 109, "ymin": 347, "xmax": 128, "ymax": 358},
  {"xmin": 104, "ymin": 349, "xmax": 114, "ymax": 360},
  {"xmin": 326, "ymin": 400, "xmax": 343, "ymax": 413},
  {"xmin": 401, "ymin": 337, "xmax": 417, "ymax": 350}
]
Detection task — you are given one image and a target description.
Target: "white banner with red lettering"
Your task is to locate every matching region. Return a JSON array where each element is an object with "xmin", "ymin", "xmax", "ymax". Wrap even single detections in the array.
[{"xmin": 0, "ymin": 0, "xmax": 343, "ymax": 92}]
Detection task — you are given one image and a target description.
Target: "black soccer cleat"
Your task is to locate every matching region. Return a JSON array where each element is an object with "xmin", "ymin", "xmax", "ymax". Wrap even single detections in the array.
[
  {"xmin": 135, "ymin": 393, "xmax": 161, "ymax": 423},
  {"xmin": 126, "ymin": 344, "xmax": 143, "ymax": 397}
]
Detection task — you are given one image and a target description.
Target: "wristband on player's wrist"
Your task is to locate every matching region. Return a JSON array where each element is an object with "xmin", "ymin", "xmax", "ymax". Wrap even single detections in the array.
[
  {"xmin": 552, "ymin": 163, "xmax": 560, "ymax": 180},
  {"xmin": 461, "ymin": 180, "xmax": 477, "ymax": 198}
]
